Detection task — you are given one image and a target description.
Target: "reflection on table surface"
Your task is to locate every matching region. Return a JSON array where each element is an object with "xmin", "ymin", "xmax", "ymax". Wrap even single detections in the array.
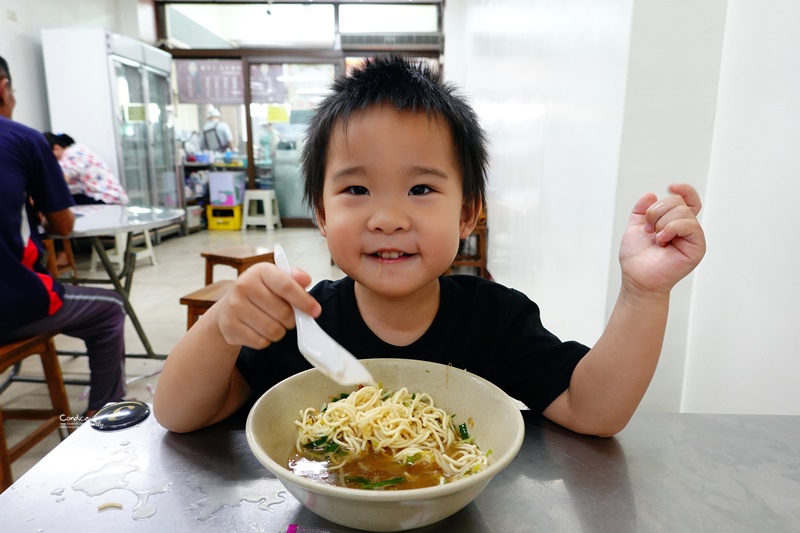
[
  {"xmin": 69, "ymin": 205, "xmax": 184, "ymax": 238},
  {"xmin": 0, "ymin": 410, "xmax": 797, "ymax": 532}
]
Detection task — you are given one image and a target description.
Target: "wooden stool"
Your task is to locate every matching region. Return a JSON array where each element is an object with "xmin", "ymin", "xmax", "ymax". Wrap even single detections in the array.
[
  {"xmin": 43, "ymin": 239, "xmax": 78, "ymax": 280},
  {"xmin": 1, "ymin": 333, "xmax": 72, "ymax": 491},
  {"xmin": 179, "ymin": 280, "xmax": 234, "ymax": 329},
  {"xmin": 201, "ymin": 245, "xmax": 275, "ymax": 286}
]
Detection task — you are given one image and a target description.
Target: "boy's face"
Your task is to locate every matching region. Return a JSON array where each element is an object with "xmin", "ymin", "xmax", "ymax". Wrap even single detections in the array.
[{"xmin": 319, "ymin": 105, "xmax": 476, "ymax": 300}]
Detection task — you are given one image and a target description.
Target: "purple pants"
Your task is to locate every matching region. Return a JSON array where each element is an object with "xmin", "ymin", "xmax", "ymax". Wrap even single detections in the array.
[{"xmin": 2, "ymin": 285, "xmax": 126, "ymax": 410}]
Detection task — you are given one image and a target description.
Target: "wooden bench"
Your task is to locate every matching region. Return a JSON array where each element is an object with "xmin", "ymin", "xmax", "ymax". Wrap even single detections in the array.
[
  {"xmin": 200, "ymin": 245, "xmax": 274, "ymax": 285},
  {"xmin": 179, "ymin": 280, "xmax": 234, "ymax": 329},
  {"xmin": 1, "ymin": 332, "xmax": 72, "ymax": 491}
]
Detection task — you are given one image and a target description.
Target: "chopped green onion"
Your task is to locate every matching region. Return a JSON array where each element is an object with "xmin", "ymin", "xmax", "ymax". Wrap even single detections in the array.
[
  {"xmin": 345, "ymin": 476, "xmax": 372, "ymax": 485},
  {"xmin": 458, "ymin": 423, "xmax": 470, "ymax": 440},
  {"xmin": 363, "ymin": 477, "xmax": 406, "ymax": 490},
  {"xmin": 345, "ymin": 476, "xmax": 406, "ymax": 489},
  {"xmin": 405, "ymin": 453, "xmax": 421, "ymax": 465},
  {"xmin": 325, "ymin": 440, "xmax": 340, "ymax": 453},
  {"xmin": 304, "ymin": 436, "xmax": 328, "ymax": 449}
]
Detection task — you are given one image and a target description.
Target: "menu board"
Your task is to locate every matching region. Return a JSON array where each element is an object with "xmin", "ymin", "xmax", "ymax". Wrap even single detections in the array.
[
  {"xmin": 176, "ymin": 60, "xmax": 244, "ymax": 104},
  {"xmin": 250, "ymin": 64, "xmax": 285, "ymax": 104},
  {"xmin": 176, "ymin": 60, "xmax": 285, "ymax": 105}
]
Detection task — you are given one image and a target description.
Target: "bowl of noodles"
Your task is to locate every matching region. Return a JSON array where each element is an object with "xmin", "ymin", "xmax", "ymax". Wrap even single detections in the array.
[{"xmin": 246, "ymin": 358, "xmax": 525, "ymax": 532}]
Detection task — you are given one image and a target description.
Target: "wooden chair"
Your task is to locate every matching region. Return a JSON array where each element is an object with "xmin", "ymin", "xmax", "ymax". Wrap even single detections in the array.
[
  {"xmin": 200, "ymin": 245, "xmax": 274, "ymax": 285},
  {"xmin": 448, "ymin": 223, "xmax": 489, "ymax": 278},
  {"xmin": 43, "ymin": 239, "xmax": 78, "ymax": 280},
  {"xmin": 0, "ymin": 333, "xmax": 72, "ymax": 491},
  {"xmin": 179, "ymin": 280, "xmax": 234, "ymax": 329}
]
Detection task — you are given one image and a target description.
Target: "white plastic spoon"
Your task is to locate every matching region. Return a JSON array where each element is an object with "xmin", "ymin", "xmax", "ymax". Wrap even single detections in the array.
[{"xmin": 273, "ymin": 244, "xmax": 375, "ymax": 387}]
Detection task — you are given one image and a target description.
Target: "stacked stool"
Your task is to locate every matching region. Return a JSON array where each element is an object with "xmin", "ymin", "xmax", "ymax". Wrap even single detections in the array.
[{"xmin": 241, "ymin": 190, "xmax": 281, "ymax": 231}]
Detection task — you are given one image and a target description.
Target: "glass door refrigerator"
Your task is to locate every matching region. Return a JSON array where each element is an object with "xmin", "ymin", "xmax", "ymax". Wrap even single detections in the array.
[{"xmin": 42, "ymin": 29, "xmax": 181, "ymax": 237}]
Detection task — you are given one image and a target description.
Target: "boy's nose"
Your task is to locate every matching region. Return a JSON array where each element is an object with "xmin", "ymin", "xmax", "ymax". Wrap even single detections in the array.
[{"xmin": 367, "ymin": 201, "xmax": 410, "ymax": 234}]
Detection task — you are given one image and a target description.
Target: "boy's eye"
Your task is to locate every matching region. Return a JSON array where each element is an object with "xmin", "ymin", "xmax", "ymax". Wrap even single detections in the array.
[
  {"xmin": 345, "ymin": 185, "xmax": 369, "ymax": 195},
  {"xmin": 409, "ymin": 185, "xmax": 433, "ymax": 196}
]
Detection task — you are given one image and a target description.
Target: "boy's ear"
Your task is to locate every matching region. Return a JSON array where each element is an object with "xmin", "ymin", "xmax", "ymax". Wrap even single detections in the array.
[
  {"xmin": 314, "ymin": 208, "xmax": 327, "ymax": 237},
  {"xmin": 459, "ymin": 200, "xmax": 482, "ymax": 239}
]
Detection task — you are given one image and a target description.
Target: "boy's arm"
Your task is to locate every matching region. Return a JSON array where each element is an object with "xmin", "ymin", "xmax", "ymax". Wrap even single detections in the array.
[
  {"xmin": 152, "ymin": 303, "xmax": 251, "ymax": 433},
  {"xmin": 543, "ymin": 184, "xmax": 706, "ymax": 437},
  {"xmin": 153, "ymin": 263, "xmax": 321, "ymax": 433}
]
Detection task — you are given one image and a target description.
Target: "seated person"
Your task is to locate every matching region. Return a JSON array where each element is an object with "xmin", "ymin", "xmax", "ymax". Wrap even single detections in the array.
[
  {"xmin": 43, "ymin": 132, "xmax": 128, "ymax": 205},
  {"xmin": 1, "ymin": 56, "xmax": 126, "ymax": 417}
]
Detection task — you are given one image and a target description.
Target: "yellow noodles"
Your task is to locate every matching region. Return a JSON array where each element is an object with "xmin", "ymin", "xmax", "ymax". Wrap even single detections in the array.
[{"xmin": 294, "ymin": 386, "xmax": 488, "ymax": 481}]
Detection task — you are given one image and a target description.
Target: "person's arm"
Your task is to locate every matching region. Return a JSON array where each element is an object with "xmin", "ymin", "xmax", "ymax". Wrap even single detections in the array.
[
  {"xmin": 153, "ymin": 262, "xmax": 321, "ymax": 433},
  {"xmin": 543, "ymin": 184, "xmax": 706, "ymax": 437},
  {"xmin": 27, "ymin": 132, "xmax": 75, "ymax": 223},
  {"xmin": 42, "ymin": 208, "xmax": 75, "ymax": 236}
]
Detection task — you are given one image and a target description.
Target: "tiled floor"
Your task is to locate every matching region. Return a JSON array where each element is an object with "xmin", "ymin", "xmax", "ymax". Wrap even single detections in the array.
[{"xmin": 1, "ymin": 225, "xmax": 343, "ymax": 486}]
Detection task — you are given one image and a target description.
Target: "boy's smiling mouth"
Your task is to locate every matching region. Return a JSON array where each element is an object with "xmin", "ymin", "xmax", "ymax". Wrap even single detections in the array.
[
  {"xmin": 369, "ymin": 249, "xmax": 414, "ymax": 260},
  {"xmin": 376, "ymin": 251, "xmax": 405, "ymax": 259}
]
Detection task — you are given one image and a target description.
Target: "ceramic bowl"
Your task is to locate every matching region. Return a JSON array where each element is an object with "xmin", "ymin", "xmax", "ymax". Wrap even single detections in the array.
[{"xmin": 246, "ymin": 358, "xmax": 525, "ymax": 532}]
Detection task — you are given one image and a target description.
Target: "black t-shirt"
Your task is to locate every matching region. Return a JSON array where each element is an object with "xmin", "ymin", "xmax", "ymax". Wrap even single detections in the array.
[{"xmin": 236, "ymin": 275, "xmax": 589, "ymax": 414}]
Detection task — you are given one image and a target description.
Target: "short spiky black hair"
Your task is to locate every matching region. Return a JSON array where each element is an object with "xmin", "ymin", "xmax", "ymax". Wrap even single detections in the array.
[{"xmin": 301, "ymin": 55, "xmax": 488, "ymax": 218}]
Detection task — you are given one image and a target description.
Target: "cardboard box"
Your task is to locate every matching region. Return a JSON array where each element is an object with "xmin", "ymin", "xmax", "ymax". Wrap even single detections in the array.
[{"xmin": 209, "ymin": 171, "xmax": 245, "ymax": 206}]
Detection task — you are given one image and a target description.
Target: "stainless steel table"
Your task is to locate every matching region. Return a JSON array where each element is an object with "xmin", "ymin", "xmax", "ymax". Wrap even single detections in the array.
[
  {"xmin": 54, "ymin": 205, "xmax": 184, "ymax": 359},
  {"xmin": 0, "ymin": 410, "xmax": 797, "ymax": 532}
]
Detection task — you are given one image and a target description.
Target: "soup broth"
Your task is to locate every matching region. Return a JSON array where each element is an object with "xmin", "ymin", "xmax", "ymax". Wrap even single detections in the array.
[{"xmin": 288, "ymin": 445, "xmax": 459, "ymax": 490}]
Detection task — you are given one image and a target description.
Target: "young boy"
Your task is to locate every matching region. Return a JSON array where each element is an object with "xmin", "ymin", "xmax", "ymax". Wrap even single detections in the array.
[{"xmin": 154, "ymin": 56, "xmax": 705, "ymax": 436}]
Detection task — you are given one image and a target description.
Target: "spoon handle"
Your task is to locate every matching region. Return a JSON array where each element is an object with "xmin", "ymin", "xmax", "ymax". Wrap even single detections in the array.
[{"xmin": 273, "ymin": 244, "xmax": 375, "ymax": 387}]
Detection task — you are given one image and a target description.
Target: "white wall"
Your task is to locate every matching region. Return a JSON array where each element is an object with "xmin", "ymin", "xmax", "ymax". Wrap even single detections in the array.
[
  {"xmin": 444, "ymin": 0, "xmax": 632, "ymax": 346},
  {"xmin": 0, "ymin": 0, "xmax": 153, "ymax": 130},
  {"xmin": 446, "ymin": 0, "xmax": 800, "ymax": 415},
  {"xmin": 681, "ymin": 1, "xmax": 800, "ymax": 414},
  {"xmin": 611, "ymin": 0, "xmax": 728, "ymax": 410}
]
